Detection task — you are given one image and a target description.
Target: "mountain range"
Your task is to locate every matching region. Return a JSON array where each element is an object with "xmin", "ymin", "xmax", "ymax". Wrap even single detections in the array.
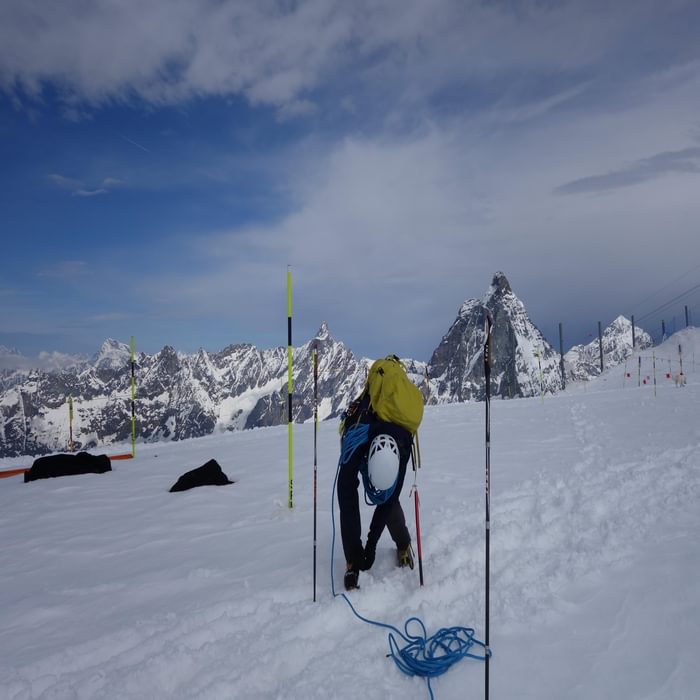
[{"xmin": 0, "ymin": 272, "xmax": 652, "ymax": 458}]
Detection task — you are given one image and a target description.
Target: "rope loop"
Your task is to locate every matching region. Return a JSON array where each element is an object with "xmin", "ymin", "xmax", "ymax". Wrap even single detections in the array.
[{"xmin": 330, "ymin": 456, "xmax": 489, "ymax": 700}]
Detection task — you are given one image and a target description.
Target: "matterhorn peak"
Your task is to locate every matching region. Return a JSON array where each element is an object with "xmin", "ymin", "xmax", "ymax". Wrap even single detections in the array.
[{"xmin": 485, "ymin": 271, "xmax": 512, "ymax": 299}]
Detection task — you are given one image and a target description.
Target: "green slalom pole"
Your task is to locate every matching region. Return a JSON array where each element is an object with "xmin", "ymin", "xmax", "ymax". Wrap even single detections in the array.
[
  {"xmin": 287, "ymin": 268, "xmax": 293, "ymax": 509},
  {"xmin": 131, "ymin": 336, "xmax": 136, "ymax": 457}
]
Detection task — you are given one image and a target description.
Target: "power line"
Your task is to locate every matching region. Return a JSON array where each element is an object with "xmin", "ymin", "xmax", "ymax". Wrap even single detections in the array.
[
  {"xmin": 628, "ymin": 261, "xmax": 700, "ymax": 315},
  {"xmin": 636, "ymin": 282, "xmax": 700, "ymax": 323}
]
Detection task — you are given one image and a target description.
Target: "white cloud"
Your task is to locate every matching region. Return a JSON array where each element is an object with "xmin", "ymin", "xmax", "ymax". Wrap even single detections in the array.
[
  {"xmin": 2, "ymin": 0, "xmax": 696, "ymax": 117},
  {"xmin": 73, "ymin": 188, "xmax": 108, "ymax": 197},
  {"xmin": 47, "ymin": 172, "xmax": 123, "ymax": 197}
]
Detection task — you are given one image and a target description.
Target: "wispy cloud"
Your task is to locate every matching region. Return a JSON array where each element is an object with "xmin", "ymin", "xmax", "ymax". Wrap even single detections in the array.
[
  {"xmin": 3, "ymin": 1, "xmax": 697, "ymax": 119},
  {"xmin": 0, "ymin": 345, "xmax": 85, "ymax": 371},
  {"xmin": 36, "ymin": 260, "xmax": 91, "ymax": 281},
  {"xmin": 47, "ymin": 173, "xmax": 83, "ymax": 190},
  {"xmin": 86, "ymin": 312, "xmax": 134, "ymax": 322},
  {"xmin": 555, "ymin": 147, "xmax": 700, "ymax": 195},
  {"xmin": 47, "ymin": 173, "xmax": 124, "ymax": 197},
  {"xmin": 73, "ymin": 188, "xmax": 108, "ymax": 197}
]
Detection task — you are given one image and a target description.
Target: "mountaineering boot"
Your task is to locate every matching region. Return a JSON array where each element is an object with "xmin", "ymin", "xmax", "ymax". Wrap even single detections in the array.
[
  {"xmin": 361, "ymin": 539, "xmax": 377, "ymax": 571},
  {"xmin": 344, "ymin": 563, "xmax": 359, "ymax": 590},
  {"xmin": 397, "ymin": 544, "xmax": 415, "ymax": 570}
]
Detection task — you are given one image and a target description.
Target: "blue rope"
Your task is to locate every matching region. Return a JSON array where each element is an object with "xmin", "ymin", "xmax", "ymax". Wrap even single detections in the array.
[
  {"xmin": 330, "ymin": 455, "xmax": 490, "ymax": 700},
  {"xmin": 341, "ymin": 424, "xmax": 398, "ymax": 506},
  {"xmin": 340, "ymin": 423, "xmax": 370, "ymax": 464}
]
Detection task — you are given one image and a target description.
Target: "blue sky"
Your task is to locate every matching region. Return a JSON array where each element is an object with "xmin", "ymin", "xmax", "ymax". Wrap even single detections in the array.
[{"xmin": 2, "ymin": 0, "xmax": 700, "ymax": 366}]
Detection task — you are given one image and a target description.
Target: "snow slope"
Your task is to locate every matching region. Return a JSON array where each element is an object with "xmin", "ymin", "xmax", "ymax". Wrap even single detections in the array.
[{"xmin": 1, "ymin": 330, "xmax": 699, "ymax": 700}]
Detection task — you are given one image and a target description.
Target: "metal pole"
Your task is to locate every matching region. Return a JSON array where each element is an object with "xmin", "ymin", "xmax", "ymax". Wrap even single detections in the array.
[
  {"xmin": 287, "ymin": 268, "xmax": 293, "ymax": 509},
  {"xmin": 483, "ymin": 310, "xmax": 494, "ymax": 700},
  {"xmin": 559, "ymin": 322, "xmax": 566, "ymax": 390},
  {"xmin": 130, "ymin": 336, "xmax": 136, "ymax": 457},
  {"xmin": 312, "ymin": 343, "xmax": 318, "ymax": 601},
  {"xmin": 631, "ymin": 315, "xmax": 636, "ymax": 349},
  {"xmin": 685, "ymin": 305, "xmax": 690, "ymax": 328},
  {"xmin": 411, "ymin": 435, "xmax": 425, "ymax": 588},
  {"xmin": 638, "ymin": 356, "xmax": 641, "ymax": 388},
  {"xmin": 68, "ymin": 396, "xmax": 74, "ymax": 452},
  {"xmin": 598, "ymin": 321, "xmax": 604, "ymax": 373}
]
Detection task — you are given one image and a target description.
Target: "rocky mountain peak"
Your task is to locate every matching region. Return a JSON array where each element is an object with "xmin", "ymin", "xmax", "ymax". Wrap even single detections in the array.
[
  {"xmin": 0, "ymin": 272, "xmax": 657, "ymax": 458},
  {"xmin": 429, "ymin": 272, "xmax": 562, "ymax": 402},
  {"xmin": 92, "ymin": 338, "xmax": 131, "ymax": 371},
  {"xmin": 486, "ymin": 271, "xmax": 512, "ymax": 298},
  {"xmin": 315, "ymin": 322, "xmax": 330, "ymax": 339}
]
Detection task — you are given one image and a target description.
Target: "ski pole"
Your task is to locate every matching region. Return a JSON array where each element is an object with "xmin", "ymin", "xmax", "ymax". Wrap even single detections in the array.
[
  {"xmin": 483, "ymin": 310, "xmax": 494, "ymax": 700},
  {"xmin": 410, "ymin": 434, "xmax": 424, "ymax": 587},
  {"xmin": 68, "ymin": 396, "xmax": 74, "ymax": 452},
  {"xmin": 287, "ymin": 267, "xmax": 293, "ymax": 509},
  {"xmin": 413, "ymin": 484, "xmax": 424, "ymax": 587},
  {"xmin": 312, "ymin": 343, "xmax": 319, "ymax": 602}
]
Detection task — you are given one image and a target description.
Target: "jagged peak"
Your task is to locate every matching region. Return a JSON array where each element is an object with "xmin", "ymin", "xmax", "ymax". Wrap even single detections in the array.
[
  {"xmin": 484, "ymin": 271, "xmax": 512, "ymax": 299},
  {"xmin": 458, "ymin": 298, "xmax": 481, "ymax": 319},
  {"xmin": 92, "ymin": 338, "xmax": 130, "ymax": 370},
  {"xmin": 315, "ymin": 322, "xmax": 330, "ymax": 340}
]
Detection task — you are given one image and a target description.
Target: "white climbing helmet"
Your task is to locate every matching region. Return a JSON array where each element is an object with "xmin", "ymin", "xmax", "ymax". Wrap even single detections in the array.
[{"xmin": 367, "ymin": 433, "xmax": 400, "ymax": 491}]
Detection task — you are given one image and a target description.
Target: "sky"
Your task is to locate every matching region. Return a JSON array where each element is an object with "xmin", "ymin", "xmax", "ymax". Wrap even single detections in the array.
[
  {"xmin": 1, "ymin": 328, "xmax": 699, "ymax": 699},
  {"xmin": 2, "ymin": 0, "xmax": 700, "ymax": 366}
]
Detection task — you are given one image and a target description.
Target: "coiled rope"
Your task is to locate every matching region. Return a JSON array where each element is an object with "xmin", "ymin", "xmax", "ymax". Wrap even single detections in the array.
[
  {"xmin": 340, "ymin": 424, "xmax": 398, "ymax": 506},
  {"xmin": 331, "ymin": 441, "xmax": 490, "ymax": 700}
]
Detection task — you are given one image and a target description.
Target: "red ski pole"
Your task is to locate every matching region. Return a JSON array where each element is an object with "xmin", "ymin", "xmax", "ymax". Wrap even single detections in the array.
[{"xmin": 411, "ymin": 436, "xmax": 424, "ymax": 586}]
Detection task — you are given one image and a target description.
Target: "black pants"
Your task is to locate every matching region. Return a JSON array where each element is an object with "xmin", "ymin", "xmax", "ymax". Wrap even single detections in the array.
[{"xmin": 337, "ymin": 421, "xmax": 412, "ymax": 570}]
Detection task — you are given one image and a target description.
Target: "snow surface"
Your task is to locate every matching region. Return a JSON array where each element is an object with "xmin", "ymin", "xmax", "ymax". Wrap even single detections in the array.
[{"xmin": 1, "ymin": 330, "xmax": 699, "ymax": 700}]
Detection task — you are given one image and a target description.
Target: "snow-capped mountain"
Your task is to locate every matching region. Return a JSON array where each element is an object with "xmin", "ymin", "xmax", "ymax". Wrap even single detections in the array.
[
  {"xmin": 565, "ymin": 315, "xmax": 653, "ymax": 382},
  {"xmin": 0, "ymin": 327, "xmax": 373, "ymax": 458},
  {"xmin": 427, "ymin": 272, "xmax": 563, "ymax": 402},
  {"xmin": 0, "ymin": 274, "xmax": 658, "ymax": 458}
]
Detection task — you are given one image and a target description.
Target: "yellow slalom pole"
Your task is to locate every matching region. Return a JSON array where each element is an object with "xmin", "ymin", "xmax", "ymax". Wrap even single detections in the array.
[
  {"xmin": 131, "ymin": 336, "xmax": 136, "ymax": 457},
  {"xmin": 287, "ymin": 268, "xmax": 293, "ymax": 509}
]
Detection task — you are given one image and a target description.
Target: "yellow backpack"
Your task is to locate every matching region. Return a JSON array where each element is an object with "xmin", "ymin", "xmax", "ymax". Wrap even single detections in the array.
[{"xmin": 366, "ymin": 355, "xmax": 424, "ymax": 435}]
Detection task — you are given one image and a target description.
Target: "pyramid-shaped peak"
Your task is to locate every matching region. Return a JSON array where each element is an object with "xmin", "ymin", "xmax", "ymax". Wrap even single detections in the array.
[
  {"xmin": 487, "ymin": 271, "xmax": 512, "ymax": 296},
  {"xmin": 315, "ymin": 322, "xmax": 330, "ymax": 340}
]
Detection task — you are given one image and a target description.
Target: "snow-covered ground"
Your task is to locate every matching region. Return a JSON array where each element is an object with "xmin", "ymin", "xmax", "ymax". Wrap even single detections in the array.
[{"xmin": 1, "ymin": 330, "xmax": 699, "ymax": 700}]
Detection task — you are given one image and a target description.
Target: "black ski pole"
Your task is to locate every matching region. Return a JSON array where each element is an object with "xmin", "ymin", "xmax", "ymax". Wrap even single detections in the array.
[
  {"xmin": 483, "ymin": 310, "xmax": 493, "ymax": 700},
  {"xmin": 312, "ymin": 343, "xmax": 319, "ymax": 602}
]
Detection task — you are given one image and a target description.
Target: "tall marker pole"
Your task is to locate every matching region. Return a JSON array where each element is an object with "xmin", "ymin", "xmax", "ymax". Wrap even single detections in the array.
[
  {"xmin": 312, "ymin": 343, "xmax": 319, "ymax": 601},
  {"xmin": 130, "ymin": 336, "xmax": 136, "ymax": 457},
  {"xmin": 483, "ymin": 310, "xmax": 494, "ymax": 700},
  {"xmin": 287, "ymin": 268, "xmax": 294, "ymax": 509}
]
